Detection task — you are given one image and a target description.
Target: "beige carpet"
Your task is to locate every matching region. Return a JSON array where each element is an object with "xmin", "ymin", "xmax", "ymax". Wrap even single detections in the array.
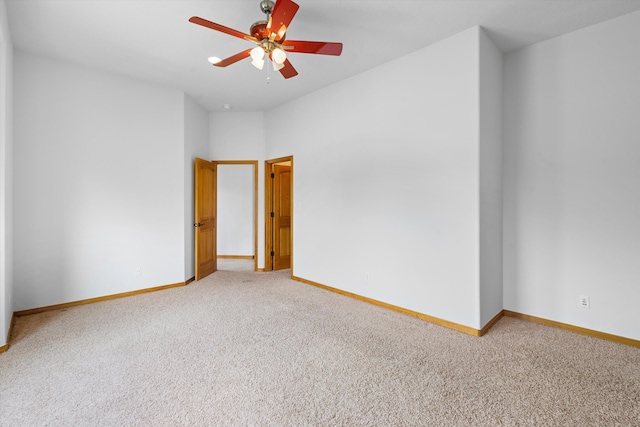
[
  {"xmin": 1, "ymin": 269, "xmax": 639, "ymax": 426},
  {"xmin": 216, "ymin": 258, "xmax": 255, "ymax": 272}
]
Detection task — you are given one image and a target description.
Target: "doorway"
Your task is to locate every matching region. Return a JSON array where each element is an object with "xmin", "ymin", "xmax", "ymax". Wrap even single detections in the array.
[
  {"xmin": 194, "ymin": 159, "xmax": 258, "ymax": 280},
  {"xmin": 215, "ymin": 161, "xmax": 259, "ymax": 272},
  {"xmin": 265, "ymin": 156, "xmax": 293, "ymax": 272}
]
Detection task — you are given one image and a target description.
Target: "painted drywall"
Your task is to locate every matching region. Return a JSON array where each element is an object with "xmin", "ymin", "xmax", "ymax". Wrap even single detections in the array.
[
  {"xmin": 478, "ymin": 28, "xmax": 503, "ymax": 327},
  {"xmin": 264, "ymin": 28, "xmax": 485, "ymax": 329},
  {"xmin": 183, "ymin": 93, "xmax": 209, "ymax": 280},
  {"xmin": 210, "ymin": 113, "xmax": 266, "ymax": 161},
  {"xmin": 503, "ymin": 10, "xmax": 640, "ymax": 340},
  {"xmin": 210, "ymin": 112, "xmax": 266, "ymax": 269},
  {"xmin": 0, "ymin": 0, "xmax": 13, "ymax": 346},
  {"xmin": 13, "ymin": 52, "xmax": 186, "ymax": 310},
  {"xmin": 217, "ymin": 164, "xmax": 254, "ymax": 257}
]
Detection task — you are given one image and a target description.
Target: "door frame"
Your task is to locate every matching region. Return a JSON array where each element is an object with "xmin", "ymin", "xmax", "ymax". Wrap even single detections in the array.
[
  {"xmin": 213, "ymin": 160, "xmax": 259, "ymax": 272},
  {"xmin": 264, "ymin": 156, "xmax": 293, "ymax": 273}
]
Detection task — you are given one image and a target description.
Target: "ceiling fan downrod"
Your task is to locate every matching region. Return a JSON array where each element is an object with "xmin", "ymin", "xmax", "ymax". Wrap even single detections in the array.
[
  {"xmin": 260, "ymin": 0, "xmax": 274, "ymax": 17},
  {"xmin": 250, "ymin": 0, "xmax": 275, "ymax": 41}
]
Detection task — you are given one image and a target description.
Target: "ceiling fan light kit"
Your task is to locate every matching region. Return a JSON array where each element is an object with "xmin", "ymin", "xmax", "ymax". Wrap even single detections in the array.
[
  {"xmin": 272, "ymin": 48, "xmax": 287, "ymax": 65},
  {"xmin": 189, "ymin": 0, "xmax": 343, "ymax": 79}
]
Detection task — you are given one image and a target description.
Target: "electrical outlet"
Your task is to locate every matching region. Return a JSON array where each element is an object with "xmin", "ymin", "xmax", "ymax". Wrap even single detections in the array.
[
  {"xmin": 365, "ymin": 273, "xmax": 370, "ymax": 283},
  {"xmin": 579, "ymin": 295, "xmax": 590, "ymax": 308},
  {"xmin": 135, "ymin": 266, "xmax": 142, "ymax": 276}
]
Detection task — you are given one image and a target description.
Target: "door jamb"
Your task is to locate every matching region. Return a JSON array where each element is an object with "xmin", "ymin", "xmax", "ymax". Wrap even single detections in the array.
[
  {"xmin": 264, "ymin": 156, "xmax": 293, "ymax": 274},
  {"xmin": 213, "ymin": 160, "xmax": 259, "ymax": 272}
]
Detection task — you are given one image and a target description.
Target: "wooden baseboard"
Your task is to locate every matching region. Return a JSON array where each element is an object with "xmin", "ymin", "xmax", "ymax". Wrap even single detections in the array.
[
  {"xmin": 503, "ymin": 310, "xmax": 640, "ymax": 348},
  {"xmin": 217, "ymin": 255, "xmax": 254, "ymax": 260},
  {"xmin": 480, "ymin": 310, "xmax": 505, "ymax": 336},
  {"xmin": 14, "ymin": 281, "xmax": 187, "ymax": 317},
  {"xmin": 289, "ymin": 277, "xmax": 640, "ymax": 347},
  {"xmin": 1, "ymin": 313, "xmax": 17, "ymax": 354},
  {"xmin": 292, "ymin": 275, "xmax": 485, "ymax": 337},
  {"xmin": 5, "ymin": 275, "xmax": 635, "ymax": 352}
]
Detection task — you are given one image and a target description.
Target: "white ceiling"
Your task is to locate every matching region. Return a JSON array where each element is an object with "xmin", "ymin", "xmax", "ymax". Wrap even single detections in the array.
[{"xmin": 6, "ymin": 0, "xmax": 640, "ymax": 113}]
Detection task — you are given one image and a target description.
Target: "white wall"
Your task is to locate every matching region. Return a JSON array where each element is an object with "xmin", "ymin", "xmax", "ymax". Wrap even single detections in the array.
[
  {"xmin": 183, "ymin": 93, "xmax": 209, "ymax": 279},
  {"xmin": 217, "ymin": 164, "xmax": 254, "ymax": 256},
  {"xmin": 210, "ymin": 112, "xmax": 266, "ymax": 268},
  {"xmin": 0, "ymin": 0, "xmax": 13, "ymax": 346},
  {"xmin": 503, "ymin": 10, "xmax": 640, "ymax": 340},
  {"xmin": 265, "ymin": 28, "xmax": 491, "ymax": 329},
  {"xmin": 478, "ymin": 28, "xmax": 503, "ymax": 326},
  {"xmin": 13, "ymin": 52, "xmax": 186, "ymax": 310},
  {"xmin": 210, "ymin": 113, "xmax": 266, "ymax": 161},
  {"xmin": 7, "ymin": 6, "xmax": 636, "ymax": 342}
]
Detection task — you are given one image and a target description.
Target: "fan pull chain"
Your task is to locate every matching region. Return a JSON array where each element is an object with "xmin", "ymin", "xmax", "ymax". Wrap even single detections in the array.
[{"xmin": 266, "ymin": 58, "xmax": 271, "ymax": 85}]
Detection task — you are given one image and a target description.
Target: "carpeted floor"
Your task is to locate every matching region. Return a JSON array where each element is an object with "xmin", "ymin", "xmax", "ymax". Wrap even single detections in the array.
[
  {"xmin": 217, "ymin": 258, "xmax": 255, "ymax": 272},
  {"xmin": 1, "ymin": 268, "xmax": 639, "ymax": 426}
]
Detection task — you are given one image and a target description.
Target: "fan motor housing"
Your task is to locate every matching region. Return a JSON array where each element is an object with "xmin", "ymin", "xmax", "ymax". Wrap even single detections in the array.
[{"xmin": 250, "ymin": 20, "xmax": 269, "ymax": 39}]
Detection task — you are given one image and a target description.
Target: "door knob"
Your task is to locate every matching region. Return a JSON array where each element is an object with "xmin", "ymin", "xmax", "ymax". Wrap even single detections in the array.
[{"xmin": 194, "ymin": 222, "xmax": 204, "ymax": 227}]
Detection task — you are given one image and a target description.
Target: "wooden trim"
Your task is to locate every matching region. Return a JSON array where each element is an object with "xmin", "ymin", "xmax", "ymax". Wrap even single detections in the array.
[
  {"xmin": 212, "ymin": 160, "xmax": 258, "ymax": 165},
  {"xmin": 267, "ymin": 156, "xmax": 294, "ymax": 165},
  {"xmin": 14, "ymin": 282, "xmax": 187, "ymax": 317},
  {"xmin": 0, "ymin": 313, "xmax": 17, "ymax": 353},
  {"xmin": 212, "ymin": 160, "xmax": 259, "ymax": 272},
  {"xmin": 289, "ymin": 158, "xmax": 294, "ymax": 278},
  {"xmin": 0, "ymin": 313, "xmax": 13, "ymax": 352},
  {"xmin": 8, "ymin": 313, "xmax": 16, "ymax": 341},
  {"xmin": 292, "ymin": 276, "xmax": 482, "ymax": 336},
  {"xmin": 480, "ymin": 310, "xmax": 504, "ymax": 336},
  {"xmin": 217, "ymin": 255, "xmax": 254, "ymax": 260},
  {"xmin": 286, "ymin": 278, "xmax": 640, "ymax": 346},
  {"xmin": 264, "ymin": 161, "xmax": 273, "ymax": 272},
  {"xmin": 3, "ymin": 281, "xmax": 194, "ymax": 353},
  {"xmin": 504, "ymin": 310, "xmax": 640, "ymax": 348},
  {"xmin": 253, "ymin": 162, "xmax": 258, "ymax": 272}
]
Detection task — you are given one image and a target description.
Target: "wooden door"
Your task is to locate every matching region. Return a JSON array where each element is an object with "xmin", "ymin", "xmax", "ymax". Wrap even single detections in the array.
[
  {"xmin": 194, "ymin": 158, "xmax": 217, "ymax": 280},
  {"xmin": 273, "ymin": 164, "xmax": 291, "ymax": 270}
]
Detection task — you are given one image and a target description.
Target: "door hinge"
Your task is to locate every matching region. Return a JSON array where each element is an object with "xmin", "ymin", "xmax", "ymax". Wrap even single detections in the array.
[
  {"xmin": 270, "ymin": 251, "xmax": 275, "ymax": 257},
  {"xmin": 271, "ymin": 173, "xmax": 275, "ymax": 178},
  {"xmin": 270, "ymin": 212, "xmax": 275, "ymax": 218}
]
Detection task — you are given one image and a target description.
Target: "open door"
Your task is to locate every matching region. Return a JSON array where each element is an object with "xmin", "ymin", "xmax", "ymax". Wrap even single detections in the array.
[
  {"xmin": 194, "ymin": 158, "xmax": 217, "ymax": 280},
  {"xmin": 273, "ymin": 164, "xmax": 292, "ymax": 270},
  {"xmin": 265, "ymin": 157, "xmax": 293, "ymax": 272}
]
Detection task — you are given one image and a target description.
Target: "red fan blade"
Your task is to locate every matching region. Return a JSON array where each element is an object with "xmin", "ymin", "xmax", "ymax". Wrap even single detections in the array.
[
  {"xmin": 189, "ymin": 16, "xmax": 258, "ymax": 43},
  {"xmin": 281, "ymin": 40, "xmax": 343, "ymax": 56},
  {"xmin": 278, "ymin": 59, "xmax": 298, "ymax": 79},
  {"xmin": 267, "ymin": 0, "xmax": 299, "ymax": 40},
  {"xmin": 212, "ymin": 49, "xmax": 252, "ymax": 67}
]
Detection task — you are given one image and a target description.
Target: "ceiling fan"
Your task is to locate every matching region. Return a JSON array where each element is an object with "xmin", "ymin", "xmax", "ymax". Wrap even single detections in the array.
[{"xmin": 189, "ymin": 0, "xmax": 343, "ymax": 79}]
